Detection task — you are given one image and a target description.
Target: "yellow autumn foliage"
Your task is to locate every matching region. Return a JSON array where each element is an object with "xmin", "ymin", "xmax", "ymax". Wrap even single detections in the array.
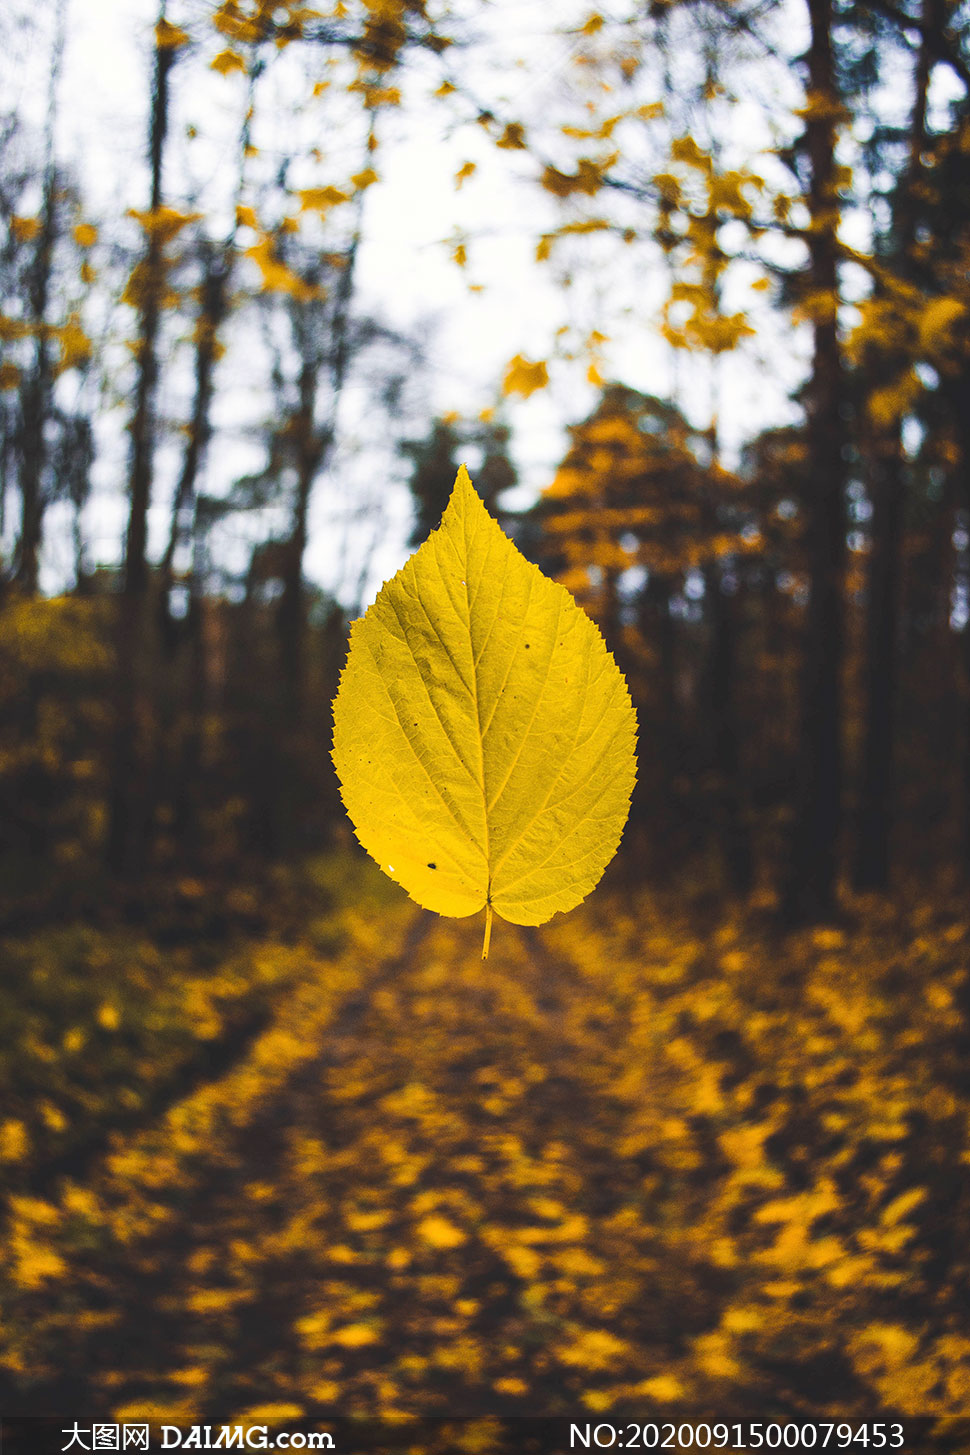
[
  {"xmin": 331, "ymin": 467, "xmax": 637, "ymax": 944},
  {"xmin": 501, "ymin": 354, "xmax": 549, "ymax": 397}
]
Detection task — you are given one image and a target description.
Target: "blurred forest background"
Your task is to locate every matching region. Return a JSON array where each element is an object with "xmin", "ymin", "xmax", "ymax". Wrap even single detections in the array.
[{"xmin": 4, "ymin": 0, "xmax": 970, "ymax": 1431}]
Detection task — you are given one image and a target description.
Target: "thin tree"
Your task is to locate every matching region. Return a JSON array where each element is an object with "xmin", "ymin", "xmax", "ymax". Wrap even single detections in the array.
[
  {"xmin": 853, "ymin": 0, "xmax": 937, "ymax": 891},
  {"xmin": 12, "ymin": 0, "xmax": 65, "ymax": 594},
  {"xmin": 783, "ymin": 0, "xmax": 849, "ymax": 925},
  {"xmin": 106, "ymin": 1, "xmax": 175, "ymax": 874},
  {"xmin": 275, "ymin": 151, "xmax": 369, "ymax": 723}
]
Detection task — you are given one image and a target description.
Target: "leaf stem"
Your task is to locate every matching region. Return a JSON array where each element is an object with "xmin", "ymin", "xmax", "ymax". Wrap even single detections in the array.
[{"xmin": 482, "ymin": 901, "xmax": 493, "ymax": 960}]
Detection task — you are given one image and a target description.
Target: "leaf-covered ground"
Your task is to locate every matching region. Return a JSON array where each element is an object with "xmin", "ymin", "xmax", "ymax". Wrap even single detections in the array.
[{"xmin": 2, "ymin": 859, "xmax": 970, "ymax": 1423}]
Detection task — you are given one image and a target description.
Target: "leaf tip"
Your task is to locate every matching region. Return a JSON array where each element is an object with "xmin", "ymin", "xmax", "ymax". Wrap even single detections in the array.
[
  {"xmin": 443, "ymin": 462, "xmax": 491, "ymax": 536},
  {"xmin": 454, "ymin": 461, "xmax": 475, "ymax": 500}
]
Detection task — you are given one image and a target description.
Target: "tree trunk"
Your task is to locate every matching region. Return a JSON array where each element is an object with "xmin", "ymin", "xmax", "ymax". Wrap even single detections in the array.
[
  {"xmin": 276, "ymin": 361, "xmax": 323, "ymax": 724},
  {"xmin": 853, "ymin": 0, "xmax": 933, "ymax": 892},
  {"xmin": 630, "ymin": 572, "xmax": 679, "ymax": 874},
  {"xmin": 158, "ymin": 245, "xmax": 229, "ymax": 647},
  {"xmin": 854, "ymin": 433, "xmax": 903, "ymax": 889},
  {"xmin": 955, "ymin": 377, "xmax": 970, "ymax": 871},
  {"xmin": 173, "ymin": 541, "xmax": 209, "ymax": 857},
  {"xmin": 16, "ymin": 272, "xmax": 53, "ymax": 595},
  {"xmin": 708, "ymin": 567, "xmax": 754, "ymax": 896},
  {"xmin": 13, "ymin": 2, "xmax": 65, "ymax": 594},
  {"xmin": 105, "ymin": 6, "xmax": 172, "ymax": 875},
  {"xmin": 155, "ymin": 249, "xmax": 229, "ymax": 864},
  {"xmin": 783, "ymin": 0, "xmax": 847, "ymax": 925}
]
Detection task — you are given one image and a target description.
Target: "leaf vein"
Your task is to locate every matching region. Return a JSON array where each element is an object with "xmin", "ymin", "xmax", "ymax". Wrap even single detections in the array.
[
  {"xmin": 493, "ymin": 760, "xmax": 630, "ymax": 899},
  {"xmin": 480, "ymin": 569, "xmax": 536, "ymax": 740},
  {"xmin": 486, "ymin": 592, "xmax": 564, "ymax": 815},
  {"xmin": 489, "ymin": 617, "xmax": 595, "ymax": 879},
  {"xmin": 472, "ymin": 545, "xmax": 511, "ymax": 672},
  {"xmin": 363, "ymin": 630, "xmax": 483, "ymax": 853}
]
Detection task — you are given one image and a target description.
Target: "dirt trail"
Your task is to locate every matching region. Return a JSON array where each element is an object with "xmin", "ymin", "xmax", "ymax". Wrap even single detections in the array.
[
  {"xmin": 7, "ymin": 909, "xmax": 710, "ymax": 1418},
  {"xmin": 6, "ymin": 896, "xmax": 968, "ymax": 1424}
]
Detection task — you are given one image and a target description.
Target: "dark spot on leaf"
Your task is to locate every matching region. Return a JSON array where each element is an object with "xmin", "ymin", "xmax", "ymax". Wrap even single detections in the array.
[
  {"xmin": 427, "ymin": 862, "xmax": 437, "ymax": 869},
  {"xmin": 525, "ymin": 642, "xmax": 530, "ymax": 648}
]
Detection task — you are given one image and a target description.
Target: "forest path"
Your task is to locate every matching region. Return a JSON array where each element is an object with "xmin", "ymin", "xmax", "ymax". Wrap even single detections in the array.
[
  {"xmin": 5, "ymin": 886, "xmax": 969, "ymax": 1425},
  {"xmin": 7, "ymin": 902, "xmax": 729, "ymax": 1420}
]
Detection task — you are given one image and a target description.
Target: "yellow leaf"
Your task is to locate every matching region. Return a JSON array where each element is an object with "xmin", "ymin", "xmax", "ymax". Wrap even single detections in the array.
[
  {"xmin": 97, "ymin": 1002, "xmax": 120, "ymax": 1031},
  {"xmin": 671, "ymin": 135, "xmax": 712, "ymax": 171},
  {"xmin": 331, "ymin": 467, "xmax": 637, "ymax": 954},
  {"xmin": 496, "ymin": 122, "xmax": 527, "ymax": 150},
  {"xmin": 332, "ymin": 1323, "xmax": 378, "ymax": 1348},
  {"xmin": 211, "ymin": 48, "xmax": 246, "ymax": 75},
  {"xmin": 494, "ymin": 1377, "xmax": 528, "ymax": 1396},
  {"xmin": 0, "ymin": 363, "xmax": 20, "ymax": 390},
  {"xmin": 245, "ymin": 238, "xmax": 321, "ymax": 300},
  {"xmin": 73, "ymin": 222, "xmax": 98, "ymax": 247},
  {"xmin": 919, "ymin": 295, "xmax": 966, "ymax": 353},
  {"xmin": 155, "ymin": 17, "xmax": 189, "ymax": 49},
  {"xmin": 557, "ymin": 1327, "xmax": 630, "ymax": 1370},
  {"xmin": 559, "ymin": 219, "xmax": 609, "ymax": 237},
  {"xmin": 211, "ymin": 0, "xmax": 266, "ymax": 43},
  {"xmin": 351, "ymin": 83, "xmax": 401, "ymax": 107},
  {"xmin": 868, "ymin": 370, "xmax": 919, "ymax": 429},
  {"xmin": 11, "ymin": 216, "xmax": 41, "ymax": 243},
  {"xmin": 880, "ymin": 1188, "xmax": 925, "ymax": 1224},
  {"xmin": 416, "ymin": 1214, "xmax": 466, "ymax": 1249},
  {"xmin": 637, "ymin": 1375, "xmax": 685, "ymax": 1400},
  {"xmin": 127, "ymin": 206, "xmax": 201, "ymax": 242},
  {"xmin": 57, "ymin": 313, "xmax": 92, "ymax": 372},
  {"xmin": 297, "ymin": 186, "xmax": 350, "ymax": 212},
  {"xmin": 233, "ymin": 1406, "xmax": 305, "ymax": 1424},
  {"xmin": 541, "ymin": 160, "xmax": 607, "ymax": 197},
  {"xmin": 235, "ymin": 204, "xmax": 259, "ymax": 229},
  {"xmin": 562, "ymin": 114, "xmax": 622, "ymax": 142},
  {"xmin": 0, "ymin": 1119, "xmax": 29, "ymax": 1161},
  {"xmin": 503, "ymin": 354, "xmax": 549, "ymax": 398},
  {"xmin": 351, "ymin": 167, "xmax": 379, "ymax": 190},
  {"xmin": 455, "ymin": 161, "xmax": 476, "ymax": 189},
  {"xmin": 502, "ymin": 1243, "xmax": 541, "ymax": 1279}
]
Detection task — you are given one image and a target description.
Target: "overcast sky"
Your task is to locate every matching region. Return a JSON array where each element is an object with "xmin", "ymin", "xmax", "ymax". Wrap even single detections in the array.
[{"xmin": 7, "ymin": 0, "xmax": 819, "ymax": 606}]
